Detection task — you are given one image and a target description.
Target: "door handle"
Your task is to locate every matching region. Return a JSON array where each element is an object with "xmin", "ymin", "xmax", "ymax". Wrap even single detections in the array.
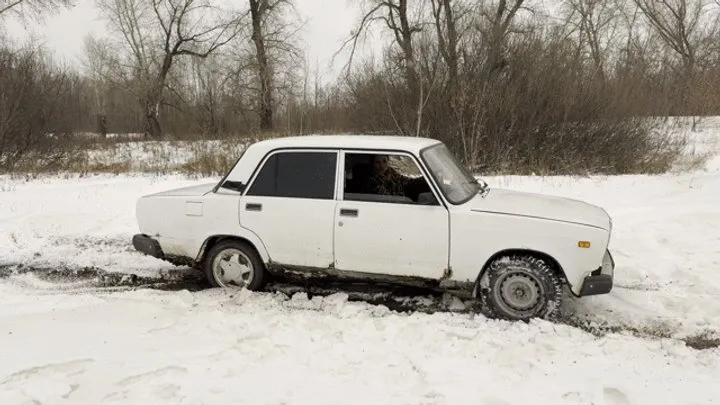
[
  {"xmin": 246, "ymin": 203, "xmax": 262, "ymax": 211},
  {"xmin": 339, "ymin": 208, "xmax": 358, "ymax": 217}
]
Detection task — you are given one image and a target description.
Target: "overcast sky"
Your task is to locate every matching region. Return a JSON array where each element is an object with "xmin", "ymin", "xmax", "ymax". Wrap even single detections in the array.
[{"xmin": 3, "ymin": 0, "xmax": 385, "ymax": 81}]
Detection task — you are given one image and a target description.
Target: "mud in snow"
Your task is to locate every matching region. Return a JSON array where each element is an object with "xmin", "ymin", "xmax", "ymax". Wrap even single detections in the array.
[{"xmin": 1, "ymin": 261, "xmax": 716, "ymax": 351}]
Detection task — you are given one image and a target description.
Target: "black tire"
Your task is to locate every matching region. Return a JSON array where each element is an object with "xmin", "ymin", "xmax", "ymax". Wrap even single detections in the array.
[
  {"xmin": 203, "ymin": 239, "xmax": 267, "ymax": 291},
  {"xmin": 477, "ymin": 255, "xmax": 562, "ymax": 321}
]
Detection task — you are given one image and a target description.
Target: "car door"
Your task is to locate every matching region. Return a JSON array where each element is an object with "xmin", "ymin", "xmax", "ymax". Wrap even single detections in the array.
[
  {"xmin": 333, "ymin": 150, "xmax": 450, "ymax": 279},
  {"xmin": 239, "ymin": 149, "xmax": 339, "ymax": 269}
]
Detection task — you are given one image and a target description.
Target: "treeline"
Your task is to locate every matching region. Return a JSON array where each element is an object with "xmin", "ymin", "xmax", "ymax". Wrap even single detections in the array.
[{"xmin": 2, "ymin": 0, "xmax": 720, "ymax": 173}]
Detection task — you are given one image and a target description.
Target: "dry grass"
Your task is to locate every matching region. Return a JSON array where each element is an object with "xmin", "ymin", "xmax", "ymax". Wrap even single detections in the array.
[
  {"xmin": 179, "ymin": 143, "xmax": 247, "ymax": 177},
  {"xmin": 0, "ymin": 137, "xmax": 249, "ymax": 176},
  {"xmin": 673, "ymin": 151, "xmax": 713, "ymax": 172}
]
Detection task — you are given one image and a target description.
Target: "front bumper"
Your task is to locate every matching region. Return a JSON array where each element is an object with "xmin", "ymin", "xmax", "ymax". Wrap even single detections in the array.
[
  {"xmin": 579, "ymin": 250, "xmax": 614, "ymax": 296},
  {"xmin": 132, "ymin": 234, "xmax": 164, "ymax": 259}
]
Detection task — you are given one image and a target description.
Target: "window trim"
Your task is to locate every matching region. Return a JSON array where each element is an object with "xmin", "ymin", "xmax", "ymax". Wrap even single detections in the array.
[
  {"xmin": 243, "ymin": 148, "xmax": 340, "ymax": 200},
  {"xmin": 338, "ymin": 149, "xmax": 446, "ymax": 208}
]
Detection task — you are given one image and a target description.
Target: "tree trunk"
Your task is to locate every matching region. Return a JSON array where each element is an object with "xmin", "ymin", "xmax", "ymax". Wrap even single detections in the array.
[
  {"xmin": 96, "ymin": 113, "xmax": 108, "ymax": 138},
  {"xmin": 397, "ymin": 0, "xmax": 419, "ymax": 101},
  {"xmin": 437, "ymin": 0, "xmax": 458, "ymax": 94},
  {"xmin": 143, "ymin": 55, "xmax": 173, "ymax": 139},
  {"xmin": 145, "ymin": 105, "xmax": 162, "ymax": 139},
  {"xmin": 250, "ymin": 0, "xmax": 273, "ymax": 131}
]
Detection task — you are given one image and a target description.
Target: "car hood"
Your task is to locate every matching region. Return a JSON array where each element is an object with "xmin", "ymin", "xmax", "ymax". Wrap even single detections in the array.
[
  {"xmin": 143, "ymin": 182, "xmax": 217, "ymax": 198},
  {"xmin": 469, "ymin": 188, "xmax": 611, "ymax": 230}
]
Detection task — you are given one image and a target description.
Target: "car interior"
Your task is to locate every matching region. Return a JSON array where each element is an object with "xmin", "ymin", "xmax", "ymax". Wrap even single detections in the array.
[{"xmin": 342, "ymin": 153, "xmax": 438, "ymax": 205}]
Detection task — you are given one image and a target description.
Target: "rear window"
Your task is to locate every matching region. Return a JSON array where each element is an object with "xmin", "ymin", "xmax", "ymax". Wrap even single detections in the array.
[{"xmin": 246, "ymin": 151, "xmax": 337, "ymax": 199}]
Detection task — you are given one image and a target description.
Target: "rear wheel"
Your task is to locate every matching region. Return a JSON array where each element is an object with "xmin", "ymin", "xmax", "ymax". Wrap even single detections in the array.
[
  {"xmin": 203, "ymin": 240, "xmax": 267, "ymax": 290},
  {"xmin": 478, "ymin": 255, "xmax": 562, "ymax": 321}
]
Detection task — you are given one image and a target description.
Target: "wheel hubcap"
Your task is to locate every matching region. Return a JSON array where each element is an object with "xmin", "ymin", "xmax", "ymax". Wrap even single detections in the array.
[
  {"xmin": 212, "ymin": 248, "xmax": 253, "ymax": 288},
  {"xmin": 493, "ymin": 270, "xmax": 545, "ymax": 317},
  {"xmin": 501, "ymin": 275, "xmax": 539, "ymax": 310}
]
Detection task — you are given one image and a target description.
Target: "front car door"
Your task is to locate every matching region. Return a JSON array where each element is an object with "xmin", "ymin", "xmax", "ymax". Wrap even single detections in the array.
[
  {"xmin": 239, "ymin": 149, "xmax": 339, "ymax": 268},
  {"xmin": 333, "ymin": 150, "xmax": 450, "ymax": 279}
]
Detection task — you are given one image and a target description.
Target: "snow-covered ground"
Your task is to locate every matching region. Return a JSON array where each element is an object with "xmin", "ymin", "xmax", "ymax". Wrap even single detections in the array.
[
  {"xmin": 83, "ymin": 139, "xmax": 249, "ymax": 172},
  {"xmin": 1, "ymin": 119, "xmax": 719, "ymax": 404}
]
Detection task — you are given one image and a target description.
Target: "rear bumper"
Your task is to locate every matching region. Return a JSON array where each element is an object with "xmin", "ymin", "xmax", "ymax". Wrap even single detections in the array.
[
  {"xmin": 579, "ymin": 250, "xmax": 614, "ymax": 296},
  {"xmin": 132, "ymin": 234, "xmax": 164, "ymax": 259}
]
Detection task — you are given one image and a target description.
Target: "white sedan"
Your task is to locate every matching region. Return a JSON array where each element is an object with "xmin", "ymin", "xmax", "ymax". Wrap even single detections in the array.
[{"xmin": 132, "ymin": 135, "xmax": 615, "ymax": 321}]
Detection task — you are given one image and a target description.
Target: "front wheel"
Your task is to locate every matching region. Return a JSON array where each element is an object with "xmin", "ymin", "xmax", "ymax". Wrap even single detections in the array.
[
  {"xmin": 203, "ymin": 240, "xmax": 267, "ymax": 290},
  {"xmin": 478, "ymin": 255, "xmax": 562, "ymax": 321}
]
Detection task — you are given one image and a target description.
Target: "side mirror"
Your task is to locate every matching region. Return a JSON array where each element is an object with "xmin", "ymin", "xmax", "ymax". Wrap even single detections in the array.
[{"xmin": 417, "ymin": 192, "xmax": 438, "ymax": 205}]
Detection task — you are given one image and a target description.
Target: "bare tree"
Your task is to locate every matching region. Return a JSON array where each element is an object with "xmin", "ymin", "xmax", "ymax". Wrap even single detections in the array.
[
  {"xmin": 82, "ymin": 36, "xmax": 114, "ymax": 136},
  {"xmin": 431, "ymin": 0, "xmax": 460, "ymax": 92},
  {"xmin": 477, "ymin": 0, "xmax": 528, "ymax": 75},
  {"xmin": 249, "ymin": 0, "xmax": 271, "ymax": 131},
  {"xmin": 0, "ymin": 0, "xmax": 71, "ymax": 19},
  {"xmin": 201, "ymin": 0, "xmax": 303, "ymax": 133},
  {"xmin": 339, "ymin": 1, "xmax": 423, "ymax": 95},
  {"xmin": 337, "ymin": 0, "xmax": 426, "ymax": 136},
  {"xmin": 0, "ymin": 47, "xmax": 80, "ymax": 171},
  {"xmin": 97, "ymin": 0, "xmax": 243, "ymax": 138},
  {"xmin": 561, "ymin": 0, "xmax": 623, "ymax": 74},
  {"xmin": 633, "ymin": 0, "xmax": 709, "ymax": 73}
]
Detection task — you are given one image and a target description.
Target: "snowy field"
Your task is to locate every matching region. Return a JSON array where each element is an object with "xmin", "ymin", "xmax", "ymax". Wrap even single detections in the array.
[{"xmin": 1, "ymin": 119, "xmax": 719, "ymax": 404}]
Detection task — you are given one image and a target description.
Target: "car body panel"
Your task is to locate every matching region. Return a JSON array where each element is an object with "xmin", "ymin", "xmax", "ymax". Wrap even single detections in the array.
[
  {"xmin": 469, "ymin": 189, "xmax": 611, "ymax": 231},
  {"xmin": 333, "ymin": 200, "xmax": 450, "ymax": 278},
  {"xmin": 240, "ymin": 196, "xmax": 337, "ymax": 268},
  {"xmin": 136, "ymin": 192, "xmax": 270, "ymax": 262},
  {"xmin": 448, "ymin": 204, "xmax": 610, "ymax": 296},
  {"xmin": 144, "ymin": 182, "xmax": 216, "ymax": 198}
]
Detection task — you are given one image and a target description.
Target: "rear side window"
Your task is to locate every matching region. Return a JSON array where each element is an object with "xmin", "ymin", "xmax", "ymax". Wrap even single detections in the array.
[{"xmin": 246, "ymin": 151, "xmax": 337, "ymax": 199}]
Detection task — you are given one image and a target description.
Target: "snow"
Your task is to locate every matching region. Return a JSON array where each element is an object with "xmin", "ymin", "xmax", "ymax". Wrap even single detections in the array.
[
  {"xmin": 1, "ymin": 288, "xmax": 719, "ymax": 405},
  {"xmin": 83, "ymin": 140, "xmax": 248, "ymax": 172},
  {"xmin": 1, "ymin": 118, "xmax": 720, "ymax": 404}
]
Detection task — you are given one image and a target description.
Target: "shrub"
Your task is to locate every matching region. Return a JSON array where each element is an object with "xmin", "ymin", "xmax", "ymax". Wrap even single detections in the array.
[{"xmin": 0, "ymin": 47, "xmax": 82, "ymax": 173}]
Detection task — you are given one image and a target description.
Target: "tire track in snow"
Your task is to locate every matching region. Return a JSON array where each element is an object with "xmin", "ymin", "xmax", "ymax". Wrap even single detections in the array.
[
  {"xmin": 1, "ymin": 262, "xmax": 718, "ymax": 350},
  {"xmin": 0, "ymin": 263, "xmax": 207, "ymax": 293}
]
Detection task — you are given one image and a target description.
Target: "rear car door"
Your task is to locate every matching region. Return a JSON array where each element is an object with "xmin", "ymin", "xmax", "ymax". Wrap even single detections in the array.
[{"xmin": 239, "ymin": 149, "xmax": 339, "ymax": 268}]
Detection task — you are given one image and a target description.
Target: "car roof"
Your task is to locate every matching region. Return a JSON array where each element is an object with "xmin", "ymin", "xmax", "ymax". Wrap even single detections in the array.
[{"xmin": 249, "ymin": 134, "xmax": 443, "ymax": 154}]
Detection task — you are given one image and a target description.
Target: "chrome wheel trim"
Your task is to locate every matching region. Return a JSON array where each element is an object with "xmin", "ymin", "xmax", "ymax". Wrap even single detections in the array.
[{"xmin": 212, "ymin": 248, "xmax": 253, "ymax": 288}]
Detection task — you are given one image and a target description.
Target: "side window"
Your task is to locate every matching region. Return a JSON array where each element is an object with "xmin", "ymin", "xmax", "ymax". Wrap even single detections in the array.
[
  {"xmin": 247, "ymin": 151, "xmax": 337, "ymax": 199},
  {"xmin": 343, "ymin": 152, "xmax": 438, "ymax": 205}
]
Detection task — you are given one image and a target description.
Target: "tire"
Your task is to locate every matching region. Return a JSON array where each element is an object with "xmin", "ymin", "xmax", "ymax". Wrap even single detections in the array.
[
  {"xmin": 203, "ymin": 239, "xmax": 267, "ymax": 291},
  {"xmin": 477, "ymin": 255, "xmax": 562, "ymax": 321}
]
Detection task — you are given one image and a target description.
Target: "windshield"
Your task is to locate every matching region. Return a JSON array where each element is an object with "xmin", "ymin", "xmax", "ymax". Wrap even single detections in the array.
[{"xmin": 421, "ymin": 143, "xmax": 481, "ymax": 204}]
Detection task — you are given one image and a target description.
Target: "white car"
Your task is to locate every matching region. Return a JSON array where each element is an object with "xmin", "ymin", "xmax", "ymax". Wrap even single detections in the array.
[{"xmin": 132, "ymin": 135, "xmax": 614, "ymax": 320}]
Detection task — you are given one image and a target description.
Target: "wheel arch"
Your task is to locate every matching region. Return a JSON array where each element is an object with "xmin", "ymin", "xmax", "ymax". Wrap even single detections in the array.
[
  {"xmin": 473, "ymin": 248, "xmax": 567, "ymax": 297},
  {"xmin": 196, "ymin": 235, "xmax": 269, "ymax": 267}
]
